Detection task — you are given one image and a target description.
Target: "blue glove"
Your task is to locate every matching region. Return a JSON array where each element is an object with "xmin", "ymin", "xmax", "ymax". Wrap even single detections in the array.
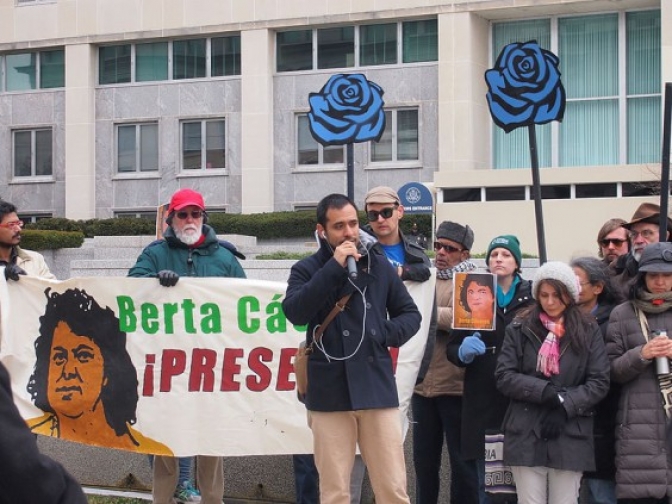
[
  {"xmin": 157, "ymin": 270, "xmax": 179, "ymax": 287},
  {"xmin": 458, "ymin": 332, "xmax": 486, "ymax": 364}
]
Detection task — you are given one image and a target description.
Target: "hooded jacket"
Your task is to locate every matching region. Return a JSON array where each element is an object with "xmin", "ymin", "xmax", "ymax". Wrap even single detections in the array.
[{"xmin": 282, "ymin": 235, "xmax": 421, "ymax": 412}]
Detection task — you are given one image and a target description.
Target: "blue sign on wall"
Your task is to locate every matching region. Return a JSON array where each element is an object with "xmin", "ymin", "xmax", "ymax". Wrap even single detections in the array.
[{"xmin": 397, "ymin": 183, "xmax": 433, "ymax": 214}]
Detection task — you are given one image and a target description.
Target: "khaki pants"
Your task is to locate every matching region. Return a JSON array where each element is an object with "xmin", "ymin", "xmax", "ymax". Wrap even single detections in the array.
[
  {"xmin": 511, "ymin": 465, "xmax": 582, "ymax": 504},
  {"xmin": 309, "ymin": 408, "xmax": 410, "ymax": 504},
  {"xmin": 153, "ymin": 455, "xmax": 224, "ymax": 504}
]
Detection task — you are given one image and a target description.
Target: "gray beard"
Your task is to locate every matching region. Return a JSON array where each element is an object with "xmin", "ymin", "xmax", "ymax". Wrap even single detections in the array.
[{"xmin": 175, "ymin": 227, "xmax": 202, "ymax": 245}]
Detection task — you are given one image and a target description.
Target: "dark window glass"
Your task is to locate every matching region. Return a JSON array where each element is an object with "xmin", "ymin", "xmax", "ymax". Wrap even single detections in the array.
[
  {"xmin": 397, "ymin": 109, "xmax": 418, "ymax": 161},
  {"xmin": 212, "ymin": 36, "xmax": 241, "ymax": 76},
  {"xmin": 541, "ymin": 185, "xmax": 571, "ymax": 199},
  {"xmin": 575, "ymin": 183, "xmax": 617, "ymax": 198},
  {"xmin": 35, "ymin": 130, "xmax": 52, "ymax": 176},
  {"xmin": 183, "ymin": 122, "xmax": 202, "ymax": 170},
  {"xmin": 14, "ymin": 131, "xmax": 32, "ymax": 176},
  {"xmin": 403, "ymin": 19, "xmax": 438, "ymax": 63},
  {"xmin": 486, "ymin": 186, "xmax": 526, "ymax": 201},
  {"xmin": 277, "ymin": 30, "xmax": 313, "ymax": 72},
  {"xmin": 622, "ymin": 181, "xmax": 658, "ymax": 197},
  {"xmin": 99, "ymin": 45, "xmax": 132, "ymax": 84},
  {"xmin": 205, "ymin": 120, "xmax": 226, "ymax": 169},
  {"xmin": 360, "ymin": 24, "xmax": 397, "ymax": 66},
  {"xmin": 117, "ymin": 125, "xmax": 136, "ymax": 172},
  {"xmin": 40, "ymin": 49, "xmax": 65, "ymax": 88},
  {"xmin": 442, "ymin": 188, "xmax": 481, "ymax": 202},
  {"xmin": 317, "ymin": 27, "xmax": 354, "ymax": 69},
  {"xmin": 173, "ymin": 39, "xmax": 206, "ymax": 80}
]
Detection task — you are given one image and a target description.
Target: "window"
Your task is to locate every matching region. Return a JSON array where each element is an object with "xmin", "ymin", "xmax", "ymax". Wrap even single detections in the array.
[
  {"xmin": 136, "ymin": 42, "xmax": 169, "ymax": 82},
  {"xmin": 4, "ymin": 49, "xmax": 64, "ymax": 91},
  {"xmin": 13, "ymin": 128, "xmax": 52, "ymax": 177},
  {"xmin": 114, "ymin": 211, "xmax": 157, "ymax": 220},
  {"xmin": 173, "ymin": 39, "xmax": 206, "ymax": 80},
  {"xmin": 486, "ymin": 187, "xmax": 526, "ymax": 201},
  {"xmin": 492, "ymin": 10, "xmax": 661, "ymax": 169},
  {"xmin": 360, "ymin": 24, "xmax": 397, "ymax": 66},
  {"xmin": 117, "ymin": 123, "xmax": 159, "ymax": 173},
  {"xmin": 296, "ymin": 115, "xmax": 344, "ymax": 166},
  {"xmin": 99, "ymin": 45, "xmax": 132, "ymax": 84},
  {"xmin": 276, "ymin": 20, "xmax": 438, "ymax": 72},
  {"xmin": 182, "ymin": 119, "xmax": 226, "ymax": 170},
  {"xmin": 212, "ymin": 36, "xmax": 241, "ymax": 77},
  {"xmin": 371, "ymin": 109, "xmax": 419, "ymax": 163}
]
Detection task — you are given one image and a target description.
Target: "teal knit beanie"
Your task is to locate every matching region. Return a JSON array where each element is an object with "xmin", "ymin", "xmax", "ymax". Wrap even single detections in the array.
[{"xmin": 486, "ymin": 235, "xmax": 522, "ymax": 271}]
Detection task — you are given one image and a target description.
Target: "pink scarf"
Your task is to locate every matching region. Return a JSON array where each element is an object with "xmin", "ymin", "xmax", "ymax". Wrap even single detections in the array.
[{"xmin": 537, "ymin": 313, "xmax": 564, "ymax": 377}]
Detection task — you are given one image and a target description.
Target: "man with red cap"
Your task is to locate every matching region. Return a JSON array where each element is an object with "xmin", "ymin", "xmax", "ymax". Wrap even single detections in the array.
[{"xmin": 128, "ymin": 188, "xmax": 245, "ymax": 504}]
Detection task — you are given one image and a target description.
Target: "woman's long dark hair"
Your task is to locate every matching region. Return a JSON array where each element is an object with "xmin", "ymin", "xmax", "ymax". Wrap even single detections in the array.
[{"xmin": 521, "ymin": 279, "xmax": 595, "ymax": 353}]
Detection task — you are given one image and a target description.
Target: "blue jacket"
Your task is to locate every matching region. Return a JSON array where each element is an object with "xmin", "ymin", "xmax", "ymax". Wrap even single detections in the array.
[
  {"xmin": 282, "ymin": 239, "xmax": 421, "ymax": 412},
  {"xmin": 128, "ymin": 225, "xmax": 246, "ymax": 279}
]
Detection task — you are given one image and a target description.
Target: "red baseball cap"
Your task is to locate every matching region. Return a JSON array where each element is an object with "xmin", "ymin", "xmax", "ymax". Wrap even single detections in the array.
[{"xmin": 168, "ymin": 188, "xmax": 205, "ymax": 212}]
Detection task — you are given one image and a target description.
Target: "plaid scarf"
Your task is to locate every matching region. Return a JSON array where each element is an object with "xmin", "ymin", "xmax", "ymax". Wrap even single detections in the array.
[
  {"xmin": 537, "ymin": 312, "xmax": 565, "ymax": 377},
  {"xmin": 435, "ymin": 259, "xmax": 477, "ymax": 280}
]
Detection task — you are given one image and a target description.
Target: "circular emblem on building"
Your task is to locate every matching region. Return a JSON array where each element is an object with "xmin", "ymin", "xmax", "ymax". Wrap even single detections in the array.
[{"xmin": 405, "ymin": 187, "xmax": 422, "ymax": 204}]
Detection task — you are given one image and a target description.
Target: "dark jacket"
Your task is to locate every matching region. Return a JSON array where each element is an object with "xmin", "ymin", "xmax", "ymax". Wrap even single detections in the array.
[
  {"xmin": 362, "ymin": 225, "xmax": 431, "ymax": 283},
  {"xmin": 606, "ymin": 301, "xmax": 672, "ymax": 500},
  {"xmin": 0, "ymin": 362, "xmax": 88, "ymax": 504},
  {"xmin": 609, "ymin": 253, "xmax": 638, "ymax": 304},
  {"xmin": 128, "ymin": 225, "xmax": 246, "ymax": 279},
  {"xmin": 282, "ymin": 239, "xmax": 421, "ymax": 412},
  {"xmin": 446, "ymin": 277, "xmax": 534, "ymax": 460},
  {"xmin": 495, "ymin": 318, "xmax": 610, "ymax": 472}
]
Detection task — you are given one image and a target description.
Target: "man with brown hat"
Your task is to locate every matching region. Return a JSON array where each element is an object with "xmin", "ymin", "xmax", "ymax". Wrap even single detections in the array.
[{"xmin": 611, "ymin": 202, "xmax": 672, "ymax": 302}]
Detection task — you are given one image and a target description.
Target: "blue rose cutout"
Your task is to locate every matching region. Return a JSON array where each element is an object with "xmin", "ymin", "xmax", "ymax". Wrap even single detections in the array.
[
  {"xmin": 308, "ymin": 73, "xmax": 386, "ymax": 146},
  {"xmin": 485, "ymin": 41, "xmax": 566, "ymax": 133}
]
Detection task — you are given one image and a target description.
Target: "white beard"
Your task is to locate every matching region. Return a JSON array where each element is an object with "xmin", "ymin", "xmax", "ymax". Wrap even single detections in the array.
[{"xmin": 175, "ymin": 226, "xmax": 202, "ymax": 245}]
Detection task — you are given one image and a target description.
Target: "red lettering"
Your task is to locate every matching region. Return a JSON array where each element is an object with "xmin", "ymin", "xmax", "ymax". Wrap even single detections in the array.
[
  {"xmin": 160, "ymin": 350, "xmax": 187, "ymax": 392},
  {"xmin": 220, "ymin": 348, "xmax": 244, "ymax": 391},
  {"xmin": 189, "ymin": 348, "xmax": 217, "ymax": 392},
  {"xmin": 246, "ymin": 347, "xmax": 273, "ymax": 392},
  {"xmin": 142, "ymin": 354, "xmax": 155, "ymax": 397},
  {"xmin": 276, "ymin": 347, "xmax": 296, "ymax": 391}
]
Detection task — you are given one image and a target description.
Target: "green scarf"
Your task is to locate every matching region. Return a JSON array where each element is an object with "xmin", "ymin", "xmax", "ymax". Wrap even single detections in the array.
[{"xmin": 632, "ymin": 288, "xmax": 672, "ymax": 315}]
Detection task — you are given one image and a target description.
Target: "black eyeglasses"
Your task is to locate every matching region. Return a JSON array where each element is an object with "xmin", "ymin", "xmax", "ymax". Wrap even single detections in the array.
[
  {"xmin": 366, "ymin": 207, "xmax": 396, "ymax": 222},
  {"xmin": 600, "ymin": 238, "xmax": 627, "ymax": 247},
  {"xmin": 434, "ymin": 241, "xmax": 464, "ymax": 253},
  {"xmin": 176, "ymin": 210, "xmax": 203, "ymax": 220}
]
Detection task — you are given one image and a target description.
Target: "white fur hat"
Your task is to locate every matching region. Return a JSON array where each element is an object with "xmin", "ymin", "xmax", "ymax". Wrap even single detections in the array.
[{"xmin": 533, "ymin": 261, "xmax": 580, "ymax": 303}]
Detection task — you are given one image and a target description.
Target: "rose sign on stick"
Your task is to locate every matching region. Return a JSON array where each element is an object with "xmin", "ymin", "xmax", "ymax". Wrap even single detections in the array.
[
  {"xmin": 485, "ymin": 41, "xmax": 566, "ymax": 133},
  {"xmin": 308, "ymin": 74, "xmax": 385, "ymax": 146}
]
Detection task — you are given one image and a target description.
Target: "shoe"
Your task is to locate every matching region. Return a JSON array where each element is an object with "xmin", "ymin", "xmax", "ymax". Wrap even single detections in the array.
[{"xmin": 174, "ymin": 480, "xmax": 202, "ymax": 503}]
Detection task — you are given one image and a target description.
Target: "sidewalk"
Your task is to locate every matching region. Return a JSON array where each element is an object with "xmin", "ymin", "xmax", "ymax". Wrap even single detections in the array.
[{"xmin": 84, "ymin": 486, "xmax": 292, "ymax": 503}]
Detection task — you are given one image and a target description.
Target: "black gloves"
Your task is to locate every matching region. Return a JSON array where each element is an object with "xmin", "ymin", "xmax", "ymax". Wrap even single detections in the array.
[
  {"xmin": 4, "ymin": 264, "xmax": 26, "ymax": 281},
  {"xmin": 540, "ymin": 384, "xmax": 562, "ymax": 407},
  {"xmin": 157, "ymin": 270, "xmax": 179, "ymax": 287},
  {"xmin": 540, "ymin": 405, "xmax": 567, "ymax": 440}
]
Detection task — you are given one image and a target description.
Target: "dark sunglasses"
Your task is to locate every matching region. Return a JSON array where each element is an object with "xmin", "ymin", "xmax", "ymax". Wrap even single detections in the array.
[
  {"xmin": 600, "ymin": 238, "xmax": 627, "ymax": 247},
  {"xmin": 366, "ymin": 207, "xmax": 396, "ymax": 222},
  {"xmin": 175, "ymin": 210, "xmax": 203, "ymax": 220},
  {"xmin": 434, "ymin": 241, "xmax": 464, "ymax": 253}
]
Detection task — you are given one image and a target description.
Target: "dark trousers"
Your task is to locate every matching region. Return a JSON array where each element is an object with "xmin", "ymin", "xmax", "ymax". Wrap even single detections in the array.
[
  {"xmin": 617, "ymin": 499, "xmax": 668, "ymax": 504},
  {"xmin": 293, "ymin": 454, "xmax": 319, "ymax": 504},
  {"xmin": 412, "ymin": 393, "xmax": 480, "ymax": 504}
]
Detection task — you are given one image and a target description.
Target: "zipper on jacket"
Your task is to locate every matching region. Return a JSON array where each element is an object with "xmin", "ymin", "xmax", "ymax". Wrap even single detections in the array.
[{"xmin": 187, "ymin": 249, "xmax": 195, "ymax": 276}]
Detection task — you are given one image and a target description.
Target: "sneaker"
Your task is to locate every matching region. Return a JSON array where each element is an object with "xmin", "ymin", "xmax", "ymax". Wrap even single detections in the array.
[{"xmin": 174, "ymin": 480, "xmax": 201, "ymax": 503}]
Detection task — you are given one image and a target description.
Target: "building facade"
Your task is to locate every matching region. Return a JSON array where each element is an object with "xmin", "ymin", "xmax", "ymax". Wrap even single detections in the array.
[{"xmin": 0, "ymin": 0, "xmax": 666, "ymax": 259}]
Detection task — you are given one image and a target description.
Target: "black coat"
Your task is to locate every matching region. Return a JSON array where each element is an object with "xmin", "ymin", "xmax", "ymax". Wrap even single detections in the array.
[
  {"xmin": 446, "ymin": 277, "xmax": 533, "ymax": 460},
  {"xmin": 0, "ymin": 362, "xmax": 88, "ymax": 504},
  {"xmin": 282, "ymin": 240, "xmax": 421, "ymax": 412}
]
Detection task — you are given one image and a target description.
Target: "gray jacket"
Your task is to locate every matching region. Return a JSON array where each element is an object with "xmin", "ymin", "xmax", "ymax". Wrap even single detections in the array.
[
  {"xmin": 495, "ymin": 318, "xmax": 610, "ymax": 472},
  {"xmin": 606, "ymin": 302, "xmax": 672, "ymax": 500}
]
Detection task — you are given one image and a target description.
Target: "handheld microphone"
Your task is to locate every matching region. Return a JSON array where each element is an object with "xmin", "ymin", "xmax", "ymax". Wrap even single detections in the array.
[{"xmin": 346, "ymin": 255, "xmax": 358, "ymax": 280}]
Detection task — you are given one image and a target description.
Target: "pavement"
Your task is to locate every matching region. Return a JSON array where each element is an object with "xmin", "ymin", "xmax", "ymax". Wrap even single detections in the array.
[{"xmin": 84, "ymin": 486, "xmax": 291, "ymax": 503}]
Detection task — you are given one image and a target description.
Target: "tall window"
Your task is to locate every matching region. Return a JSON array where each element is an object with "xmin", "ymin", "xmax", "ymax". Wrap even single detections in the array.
[
  {"xmin": 212, "ymin": 36, "xmax": 241, "ymax": 77},
  {"xmin": 13, "ymin": 128, "xmax": 52, "ymax": 177},
  {"xmin": 182, "ymin": 120, "xmax": 226, "ymax": 170},
  {"xmin": 371, "ymin": 109, "xmax": 419, "ymax": 163},
  {"xmin": 136, "ymin": 42, "xmax": 169, "ymax": 82},
  {"xmin": 492, "ymin": 10, "xmax": 661, "ymax": 169},
  {"xmin": 99, "ymin": 45, "xmax": 132, "ymax": 84},
  {"xmin": 173, "ymin": 39, "xmax": 206, "ymax": 80},
  {"xmin": 117, "ymin": 123, "xmax": 159, "ymax": 173},
  {"xmin": 296, "ymin": 115, "xmax": 344, "ymax": 166},
  {"xmin": 4, "ymin": 49, "xmax": 64, "ymax": 91},
  {"xmin": 276, "ymin": 20, "xmax": 438, "ymax": 72}
]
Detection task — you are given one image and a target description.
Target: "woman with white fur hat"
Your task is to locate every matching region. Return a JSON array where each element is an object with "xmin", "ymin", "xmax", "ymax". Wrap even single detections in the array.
[{"xmin": 495, "ymin": 261, "xmax": 610, "ymax": 504}]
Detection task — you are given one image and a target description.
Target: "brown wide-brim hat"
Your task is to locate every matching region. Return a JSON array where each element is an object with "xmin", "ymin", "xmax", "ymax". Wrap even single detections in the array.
[{"xmin": 622, "ymin": 202, "xmax": 672, "ymax": 232}]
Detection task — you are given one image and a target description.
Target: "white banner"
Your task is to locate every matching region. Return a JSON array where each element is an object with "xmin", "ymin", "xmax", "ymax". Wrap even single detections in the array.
[{"xmin": 0, "ymin": 274, "xmax": 434, "ymax": 457}]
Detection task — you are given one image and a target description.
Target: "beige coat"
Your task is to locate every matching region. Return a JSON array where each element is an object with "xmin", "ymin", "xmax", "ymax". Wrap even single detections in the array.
[
  {"xmin": 15, "ymin": 247, "xmax": 55, "ymax": 280},
  {"xmin": 414, "ymin": 276, "xmax": 465, "ymax": 397}
]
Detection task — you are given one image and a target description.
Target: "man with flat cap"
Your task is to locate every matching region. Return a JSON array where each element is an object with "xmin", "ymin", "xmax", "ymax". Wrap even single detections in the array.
[{"xmin": 611, "ymin": 202, "xmax": 672, "ymax": 302}]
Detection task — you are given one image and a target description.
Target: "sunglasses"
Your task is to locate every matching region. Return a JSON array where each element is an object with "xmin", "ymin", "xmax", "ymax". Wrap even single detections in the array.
[
  {"xmin": 175, "ymin": 210, "xmax": 203, "ymax": 220},
  {"xmin": 366, "ymin": 207, "xmax": 396, "ymax": 222},
  {"xmin": 434, "ymin": 241, "xmax": 463, "ymax": 253},
  {"xmin": 600, "ymin": 238, "xmax": 627, "ymax": 247},
  {"xmin": 0, "ymin": 220, "xmax": 24, "ymax": 229}
]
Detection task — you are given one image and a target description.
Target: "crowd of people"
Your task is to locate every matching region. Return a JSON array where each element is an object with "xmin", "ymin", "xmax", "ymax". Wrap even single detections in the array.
[{"xmin": 3, "ymin": 187, "xmax": 672, "ymax": 504}]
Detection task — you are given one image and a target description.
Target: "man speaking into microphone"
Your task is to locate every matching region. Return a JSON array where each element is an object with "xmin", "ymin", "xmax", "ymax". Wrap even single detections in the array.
[{"xmin": 283, "ymin": 193, "xmax": 421, "ymax": 504}]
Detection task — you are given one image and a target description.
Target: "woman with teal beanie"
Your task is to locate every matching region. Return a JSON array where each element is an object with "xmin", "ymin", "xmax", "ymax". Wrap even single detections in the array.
[{"xmin": 447, "ymin": 235, "xmax": 534, "ymax": 504}]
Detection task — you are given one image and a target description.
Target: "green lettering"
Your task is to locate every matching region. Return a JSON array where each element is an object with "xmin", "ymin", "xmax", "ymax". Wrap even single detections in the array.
[
  {"xmin": 266, "ymin": 294, "xmax": 287, "ymax": 333},
  {"xmin": 200, "ymin": 303, "xmax": 222, "ymax": 334},
  {"xmin": 238, "ymin": 296, "xmax": 260, "ymax": 334},
  {"xmin": 116, "ymin": 296, "xmax": 137, "ymax": 332},
  {"xmin": 164, "ymin": 302, "xmax": 178, "ymax": 334},
  {"xmin": 181, "ymin": 299, "xmax": 197, "ymax": 334},
  {"xmin": 141, "ymin": 303, "xmax": 159, "ymax": 334}
]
